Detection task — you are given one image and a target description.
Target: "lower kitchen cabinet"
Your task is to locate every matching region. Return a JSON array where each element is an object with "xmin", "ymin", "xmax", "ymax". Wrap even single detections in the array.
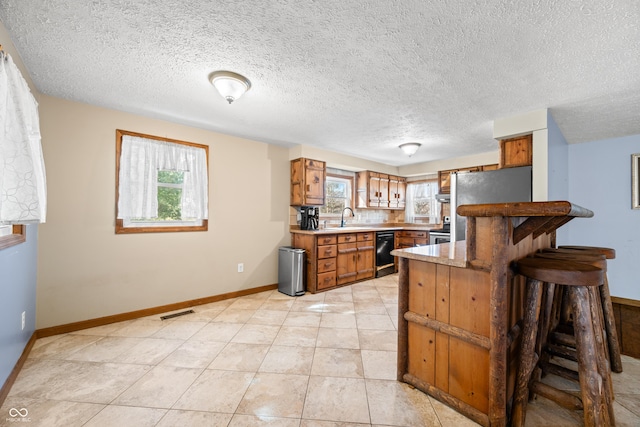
[
  {"xmin": 356, "ymin": 233, "xmax": 375, "ymax": 280},
  {"xmin": 292, "ymin": 231, "xmax": 375, "ymax": 293},
  {"xmin": 395, "ymin": 230, "xmax": 429, "ymax": 249}
]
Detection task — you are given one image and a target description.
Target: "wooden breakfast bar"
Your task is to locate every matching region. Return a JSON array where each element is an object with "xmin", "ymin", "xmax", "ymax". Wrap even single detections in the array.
[{"xmin": 391, "ymin": 201, "xmax": 594, "ymax": 427}]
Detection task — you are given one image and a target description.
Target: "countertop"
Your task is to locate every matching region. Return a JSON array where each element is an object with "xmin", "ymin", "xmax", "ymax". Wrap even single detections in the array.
[
  {"xmin": 289, "ymin": 225, "xmax": 437, "ymax": 235},
  {"xmin": 391, "ymin": 240, "xmax": 467, "ymax": 268},
  {"xmin": 390, "ymin": 201, "xmax": 594, "ymax": 268}
]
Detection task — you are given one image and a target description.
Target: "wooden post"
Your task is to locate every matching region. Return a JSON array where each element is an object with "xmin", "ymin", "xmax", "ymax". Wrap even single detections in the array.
[
  {"xmin": 489, "ymin": 217, "xmax": 510, "ymax": 427},
  {"xmin": 397, "ymin": 257, "xmax": 409, "ymax": 382}
]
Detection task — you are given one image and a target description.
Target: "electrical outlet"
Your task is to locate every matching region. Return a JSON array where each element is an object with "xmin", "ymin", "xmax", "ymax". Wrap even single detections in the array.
[
  {"xmin": 21, "ymin": 311, "xmax": 25, "ymax": 330},
  {"xmin": 237, "ymin": 263, "xmax": 244, "ymax": 273}
]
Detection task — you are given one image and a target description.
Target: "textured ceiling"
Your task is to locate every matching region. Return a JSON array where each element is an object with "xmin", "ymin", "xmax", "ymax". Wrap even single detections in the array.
[{"xmin": 1, "ymin": 0, "xmax": 639, "ymax": 166}]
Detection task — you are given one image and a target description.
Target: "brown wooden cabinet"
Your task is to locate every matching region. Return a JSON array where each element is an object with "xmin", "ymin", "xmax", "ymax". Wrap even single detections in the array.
[
  {"xmin": 439, "ymin": 165, "xmax": 503, "ymax": 194},
  {"xmin": 292, "ymin": 231, "xmax": 375, "ymax": 293},
  {"xmin": 499, "ymin": 134, "xmax": 532, "ymax": 168},
  {"xmin": 290, "ymin": 158, "xmax": 326, "ymax": 206},
  {"xmin": 395, "ymin": 230, "xmax": 428, "ymax": 249},
  {"xmin": 356, "ymin": 171, "xmax": 405, "ymax": 210},
  {"xmin": 438, "ymin": 166, "xmax": 481, "ymax": 194},
  {"xmin": 481, "ymin": 164, "xmax": 499, "ymax": 171},
  {"xmin": 389, "ymin": 175, "xmax": 406, "ymax": 209},
  {"xmin": 356, "ymin": 232, "xmax": 375, "ymax": 280}
]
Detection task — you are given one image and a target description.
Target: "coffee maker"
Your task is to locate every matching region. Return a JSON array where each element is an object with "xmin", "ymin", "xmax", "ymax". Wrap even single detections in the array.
[{"xmin": 300, "ymin": 206, "xmax": 319, "ymax": 230}]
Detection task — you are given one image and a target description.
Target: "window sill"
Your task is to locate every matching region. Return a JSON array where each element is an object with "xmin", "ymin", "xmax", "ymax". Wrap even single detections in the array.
[{"xmin": 0, "ymin": 225, "xmax": 26, "ymax": 250}]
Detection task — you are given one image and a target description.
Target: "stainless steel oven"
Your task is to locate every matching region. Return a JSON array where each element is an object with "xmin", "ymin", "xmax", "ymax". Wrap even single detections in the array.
[{"xmin": 429, "ymin": 230, "xmax": 450, "ymax": 244}]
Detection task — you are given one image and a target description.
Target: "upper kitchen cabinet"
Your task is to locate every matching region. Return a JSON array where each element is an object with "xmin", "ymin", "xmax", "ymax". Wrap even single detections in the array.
[
  {"xmin": 356, "ymin": 171, "xmax": 405, "ymax": 210},
  {"xmin": 389, "ymin": 175, "xmax": 406, "ymax": 209},
  {"xmin": 438, "ymin": 166, "xmax": 481, "ymax": 194},
  {"xmin": 499, "ymin": 134, "xmax": 532, "ymax": 168},
  {"xmin": 290, "ymin": 158, "xmax": 326, "ymax": 206},
  {"xmin": 481, "ymin": 164, "xmax": 499, "ymax": 171}
]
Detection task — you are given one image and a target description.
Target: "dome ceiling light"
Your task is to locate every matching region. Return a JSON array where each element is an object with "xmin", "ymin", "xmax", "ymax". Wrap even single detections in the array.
[
  {"xmin": 399, "ymin": 142, "xmax": 421, "ymax": 157},
  {"xmin": 209, "ymin": 70, "xmax": 251, "ymax": 104}
]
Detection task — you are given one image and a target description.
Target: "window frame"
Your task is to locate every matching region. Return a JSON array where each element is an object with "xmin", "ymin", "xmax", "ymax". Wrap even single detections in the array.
[
  {"xmin": 115, "ymin": 129, "xmax": 209, "ymax": 234},
  {"xmin": 0, "ymin": 225, "xmax": 26, "ymax": 250},
  {"xmin": 408, "ymin": 178, "xmax": 440, "ymax": 223},
  {"xmin": 321, "ymin": 173, "xmax": 354, "ymax": 216}
]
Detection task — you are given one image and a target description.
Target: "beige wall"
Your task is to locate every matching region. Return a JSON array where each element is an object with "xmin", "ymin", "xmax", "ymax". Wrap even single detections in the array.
[{"xmin": 37, "ymin": 96, "xmax": 291, "ymax": 328}]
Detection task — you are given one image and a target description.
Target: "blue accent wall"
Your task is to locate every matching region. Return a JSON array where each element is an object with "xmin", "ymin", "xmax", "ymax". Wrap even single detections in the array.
[
  {"xmin": 565, "ymin": 133, "xmax": 640, "ymax": 300},
  {"xmin": 0, "ymin": 225, "xmax": 37, "ymax": 387}
]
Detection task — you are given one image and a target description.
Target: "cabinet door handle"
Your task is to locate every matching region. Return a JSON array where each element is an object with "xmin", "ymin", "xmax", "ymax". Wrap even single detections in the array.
[{"xmin": 306, "ymin": 184, "xmax": 310, "ymax": 191}]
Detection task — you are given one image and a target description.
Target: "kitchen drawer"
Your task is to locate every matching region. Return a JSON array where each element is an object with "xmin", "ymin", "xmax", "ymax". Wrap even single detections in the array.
[
  {"xmin": 317, "ymin": 235, "xmax": 337, "ymax": 245},
  {"xmin": 318, "ymin": 244, "xmax": 337, "ymax": 259},
  {"xmin": 357, "ymin": 232, "xmax": 374, "ymax": 242},
  {"xmin": 398, "ymin": 230, "xmax": 428, "ymax": 238},
  {"xmin": 317, "ymin": 257, "xmax": 336, "ymax": 273},
  {"xmin": 414, "ymin": 238, "xmax": 428, "ymax": 246},
  {"xmin": 338, "ymin": 233, "xmax": 357, "ymax": 243},
  {"xmin": 317, "ymin": 271, "xmax": 336, "ymax": 290}
]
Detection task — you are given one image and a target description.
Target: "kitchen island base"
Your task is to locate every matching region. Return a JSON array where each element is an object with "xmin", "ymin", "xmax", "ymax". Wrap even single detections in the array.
[{"xmin": 393, "ymin": 202, "xmax": 593, "ymax": 427}]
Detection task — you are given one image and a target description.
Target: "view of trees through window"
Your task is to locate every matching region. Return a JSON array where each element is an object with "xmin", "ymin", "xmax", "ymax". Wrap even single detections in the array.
[
  {"xmin": 157, "ymin": 170, "xmax": 184, "ymax": 220},
  {"xmin": 321, "ymin": 176, "xmax": 352, "ymax": 214}
]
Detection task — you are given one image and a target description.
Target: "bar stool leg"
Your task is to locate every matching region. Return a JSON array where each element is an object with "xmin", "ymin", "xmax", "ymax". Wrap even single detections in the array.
[
  {"xmin": 601, "ymin": 276, "xmax": 623, "ymax": 373},
  {"xmin": 511, "ymin": 277, "xmax": 543, "ymax": 427},
  {"xmin": 587, "ymin": 286, "xmax": 616, "ymax": 425},
  {"xmin": 571, "ymin": 286, "xmax": 608, "ymax": 427}
]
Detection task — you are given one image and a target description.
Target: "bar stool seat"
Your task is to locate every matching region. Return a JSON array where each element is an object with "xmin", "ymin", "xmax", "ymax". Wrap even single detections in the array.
[
  {"xmin": 511, "ymin": 256, "xmax": 615, "ymax": 427},
  {"xmin": 557, "ymin": 245, "xmax": 616, "ymax": 259}
]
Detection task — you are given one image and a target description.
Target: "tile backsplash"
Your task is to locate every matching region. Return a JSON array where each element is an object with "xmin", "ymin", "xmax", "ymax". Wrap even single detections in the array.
[{"xmin": 289, "ymin": 207, "xmax": 408, "ymax": 228}]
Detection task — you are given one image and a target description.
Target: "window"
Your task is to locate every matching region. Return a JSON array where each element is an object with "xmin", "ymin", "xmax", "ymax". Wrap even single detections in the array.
[
  {"xmin": 405, "ymin": 179, "xmax": 440, "ymax": 224},
  {"xmin": 115, "ymin": 130, "xmax": 209, "ymax": 234},
  {"xmin": 320, "ymin": 174, "xmax": 353, "ymax": 215},
  {"xmin": 0, "ymin": 225, "xmax": 25, "ymax": 250}
]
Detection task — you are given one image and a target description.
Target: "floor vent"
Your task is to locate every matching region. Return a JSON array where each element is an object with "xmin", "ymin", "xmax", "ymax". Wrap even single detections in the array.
[{"xmin": 160, "ymin": 309, "xmax": 195, "ymax": 320}]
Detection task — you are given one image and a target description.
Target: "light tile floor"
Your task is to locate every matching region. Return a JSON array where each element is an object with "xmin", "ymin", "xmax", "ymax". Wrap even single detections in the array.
[{"xmin": 2, "ymin": 274, "xmax": 639, "ymax": 426}]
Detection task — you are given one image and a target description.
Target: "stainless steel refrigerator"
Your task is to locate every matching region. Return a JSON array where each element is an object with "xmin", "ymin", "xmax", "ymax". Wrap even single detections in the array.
[{"xmin": 450, "ymin": 166, "xmax": 532, "ymax": 241}]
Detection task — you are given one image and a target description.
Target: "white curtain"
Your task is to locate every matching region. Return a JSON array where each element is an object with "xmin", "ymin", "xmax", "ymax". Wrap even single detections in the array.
[
  {"xmin": 0, "ymin": 53, "xmax": 47, "ymax": 224},
  {"xmin": 405, "ymin": 184, "xmax": 417, "ymax": 223},
  {"xmin": 117, "ymin": 135, "xmax": 208, "ymax": 220},
  {"xmin": 405, "ymin": 181, "xmax": 440, "ymax": 224}
]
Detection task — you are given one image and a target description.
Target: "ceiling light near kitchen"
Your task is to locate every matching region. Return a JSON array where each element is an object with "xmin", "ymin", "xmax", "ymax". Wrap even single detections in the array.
[
  {"xmin": 209, "ymin": 70, "xmax": 251, "ymax": 104},
  {"xmin": 399, "ymin": 142, "xmax": 421, "ymax": 156}
]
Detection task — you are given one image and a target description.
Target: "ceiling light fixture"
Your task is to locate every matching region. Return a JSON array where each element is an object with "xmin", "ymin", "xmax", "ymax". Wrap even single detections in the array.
[
  {"xmin": 209, "ymin": 70, "xmax": 251, "ymax": 104},
  {"xmin": 399, "ymin": 142, "xmax": 421, "ymax": 157}
]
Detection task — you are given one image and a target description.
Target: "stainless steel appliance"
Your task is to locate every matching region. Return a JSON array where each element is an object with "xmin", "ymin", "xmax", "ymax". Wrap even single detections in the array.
[
  {"xmin": 450, "ymin": 166, "xmax": 532, "ymax": 241},
  {"xmin": 375, "ymin": 231, "xmax": 395, "ymax": 277},
  {"xmin": 429, "ymin": 216, "xmax": 451, "ymax": 244}
]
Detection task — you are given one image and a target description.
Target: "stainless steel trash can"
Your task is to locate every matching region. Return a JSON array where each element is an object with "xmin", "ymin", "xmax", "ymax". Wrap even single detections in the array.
[{"xmin": 278, "ymin": 246, "xmax": 305, "ymax": 296}]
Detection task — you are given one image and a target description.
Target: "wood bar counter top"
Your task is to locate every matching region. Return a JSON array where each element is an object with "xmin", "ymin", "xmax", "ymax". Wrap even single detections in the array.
[{"xmin": 391, "ymin": 201, "xmax": 593, "ymax": 427}]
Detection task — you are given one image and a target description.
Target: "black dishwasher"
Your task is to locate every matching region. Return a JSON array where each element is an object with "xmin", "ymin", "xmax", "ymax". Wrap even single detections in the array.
[{"xmin": 375, "ymin": 231, "xmax": 395, "ymax": 277}]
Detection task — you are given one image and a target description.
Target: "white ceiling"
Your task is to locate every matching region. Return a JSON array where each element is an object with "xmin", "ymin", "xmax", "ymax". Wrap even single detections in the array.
[{"xmin": 1, "ymin": 0, "xmax": 639, "ymax": 167}]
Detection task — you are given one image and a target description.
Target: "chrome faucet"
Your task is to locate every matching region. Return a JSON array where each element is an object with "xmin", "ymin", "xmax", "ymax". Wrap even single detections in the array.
[{"xmin": 340, "ymin": 207, "xmax": 354, "ymax": 227}]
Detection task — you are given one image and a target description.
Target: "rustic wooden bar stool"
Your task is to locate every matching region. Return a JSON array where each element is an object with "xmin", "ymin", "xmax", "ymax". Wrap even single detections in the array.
[
  {"xmin": 533, "ymin": 250, "xmax": 614, "ymax": 409},
  {"xmin": 511, "ymin": 256, "xmax": 615, "ymax": 427},
  {"xmin": 544, "ymin": 245, "xmax": 622, "ymax": 373}
]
